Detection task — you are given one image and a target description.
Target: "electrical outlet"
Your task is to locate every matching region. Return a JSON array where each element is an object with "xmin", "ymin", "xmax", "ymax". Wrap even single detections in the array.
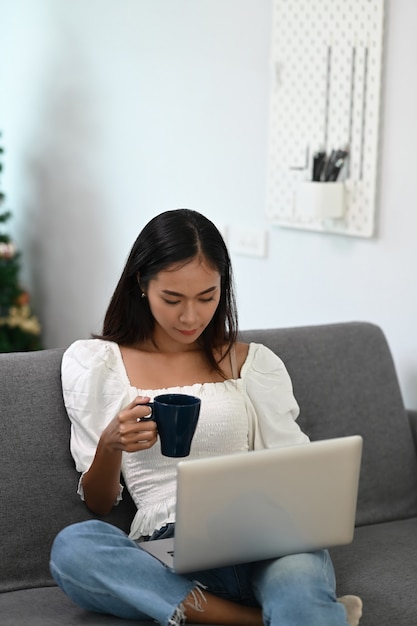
[{"xmin": 229, "ymin": 226, "xmax": 268, "ymax": 258}]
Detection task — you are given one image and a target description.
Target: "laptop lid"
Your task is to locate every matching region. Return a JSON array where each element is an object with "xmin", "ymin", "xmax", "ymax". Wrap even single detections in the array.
[{"xmin": 141, "ymin": 435, "xmax": 362, "ymax": 573}]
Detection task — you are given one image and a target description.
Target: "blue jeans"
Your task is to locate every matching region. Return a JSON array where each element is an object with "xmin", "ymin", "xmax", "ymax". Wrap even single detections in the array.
[{"xmin": 50, "ymin": 520, "xmax": 349, "ymax": 625}]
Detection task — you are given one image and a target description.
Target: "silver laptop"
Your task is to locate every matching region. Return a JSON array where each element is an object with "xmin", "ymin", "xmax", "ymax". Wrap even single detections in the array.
[{"xmin": 140, "ymin": 435, "xmax": 363, "ymax": 573}]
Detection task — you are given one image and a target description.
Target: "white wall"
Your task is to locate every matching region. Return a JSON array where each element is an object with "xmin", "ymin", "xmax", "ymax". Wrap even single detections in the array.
[{"xmin": 1, "ymin": 0, "xmax": 417, "ymax": 409}]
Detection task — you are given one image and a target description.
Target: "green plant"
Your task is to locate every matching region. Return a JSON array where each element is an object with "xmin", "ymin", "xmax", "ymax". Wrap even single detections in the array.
[{"xmin": 0, "ymin": 133, "xmax": 42, "ymax": 351}]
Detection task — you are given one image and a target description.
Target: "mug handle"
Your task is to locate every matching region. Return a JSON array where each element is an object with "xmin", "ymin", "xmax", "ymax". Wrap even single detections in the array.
[{"xmin": 138, "ymin": 401, "xmax": 154, "ymax": 421}]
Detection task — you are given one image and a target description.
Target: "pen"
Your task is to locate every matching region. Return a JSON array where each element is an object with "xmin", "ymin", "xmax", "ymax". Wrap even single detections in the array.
[
  {"xmin": 326, "ymin": 149, "xmax": 348, "ymax": 181},
  {"xmin": 312, "ymin": 150, "xmax": 326, "ymax": 181},
  {"xmin": 323, "ymin": 150, "xmax": 336, "ymax": 181}
]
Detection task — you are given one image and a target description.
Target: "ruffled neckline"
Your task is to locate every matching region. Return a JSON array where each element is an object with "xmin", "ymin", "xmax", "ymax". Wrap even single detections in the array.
[{"xmin": 107, "ymin": 341, "xmax": 256, "ymax": 394}]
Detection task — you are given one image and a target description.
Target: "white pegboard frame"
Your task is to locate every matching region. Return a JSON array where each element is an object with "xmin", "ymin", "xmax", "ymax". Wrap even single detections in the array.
[{"xmin": 266, "ymin": 0, "xmax": 385, "ymax": 238}]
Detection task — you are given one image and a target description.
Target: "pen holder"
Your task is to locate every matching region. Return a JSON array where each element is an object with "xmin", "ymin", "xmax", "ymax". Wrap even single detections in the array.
[{"xmin": 294, "ymin": 182, "xmax": 345, "ymax": 219}]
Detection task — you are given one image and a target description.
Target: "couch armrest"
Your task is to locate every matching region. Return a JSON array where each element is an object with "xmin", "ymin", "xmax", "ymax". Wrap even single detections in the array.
[{"xmin": 408, "ymin": 409, "xmax": 417, "ymax": 450}]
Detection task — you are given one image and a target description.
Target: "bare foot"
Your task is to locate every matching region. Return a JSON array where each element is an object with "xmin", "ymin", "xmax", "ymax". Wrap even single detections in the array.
[{"xmin": 337, "ymin": 595, "xmax": 363, "ymax": 626}]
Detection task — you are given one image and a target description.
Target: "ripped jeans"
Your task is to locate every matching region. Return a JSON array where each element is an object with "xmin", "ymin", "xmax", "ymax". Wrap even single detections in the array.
[{"xmin": 50, "ymin": 520, "xmax": 350, "ymax": 626}]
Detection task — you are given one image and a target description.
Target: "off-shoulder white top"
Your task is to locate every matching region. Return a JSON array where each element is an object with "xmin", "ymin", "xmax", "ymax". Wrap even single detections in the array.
[{"xmin": 62, "ymin": 339, "xmax": 309, "ymax": 539}]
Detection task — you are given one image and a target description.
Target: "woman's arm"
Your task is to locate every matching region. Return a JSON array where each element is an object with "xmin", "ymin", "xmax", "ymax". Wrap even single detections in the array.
[
  {"xmin": 62, "ymin": 340, "xmax": 158, "ymax": 515},
  {"xmin": 81, "ymin": 438, "xmax": 123, "ymax": 515},
  {"xmin": 81, "ymin": 397, "xmax": 157, "ymax": 515}
]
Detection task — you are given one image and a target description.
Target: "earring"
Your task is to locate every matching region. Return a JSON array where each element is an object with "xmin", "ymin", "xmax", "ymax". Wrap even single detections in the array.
[{"xmin": 141, "ymin": 292, "xmax": 146, "ymax": 299}]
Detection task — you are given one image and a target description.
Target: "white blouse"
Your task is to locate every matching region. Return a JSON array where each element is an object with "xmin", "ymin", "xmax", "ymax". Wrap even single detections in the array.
[{"xmin": 62, "ymin": 339, "xmax": 309, "ymax": 539}]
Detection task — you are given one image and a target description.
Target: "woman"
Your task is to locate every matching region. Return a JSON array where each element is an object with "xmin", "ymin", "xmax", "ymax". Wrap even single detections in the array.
[{"xmin": 50, "ymin": 209, "xmax": 362, "ymax": 626}]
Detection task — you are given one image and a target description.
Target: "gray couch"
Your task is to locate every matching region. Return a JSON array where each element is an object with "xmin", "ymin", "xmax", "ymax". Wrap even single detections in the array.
[{"xmin": 2, "ymin": 321, "xmax": 417, "ymax": 625}]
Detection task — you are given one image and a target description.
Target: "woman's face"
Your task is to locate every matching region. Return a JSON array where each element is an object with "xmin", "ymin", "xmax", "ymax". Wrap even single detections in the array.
[{"xmin": 145, "ymin": 256, "xmax": 221, "ymax": 351}]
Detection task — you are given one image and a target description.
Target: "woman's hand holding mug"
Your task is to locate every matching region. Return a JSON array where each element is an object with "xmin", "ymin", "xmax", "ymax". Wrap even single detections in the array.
[{"xmin": 103, "ymin": 396, "xmax": 158, "ymax": 453}]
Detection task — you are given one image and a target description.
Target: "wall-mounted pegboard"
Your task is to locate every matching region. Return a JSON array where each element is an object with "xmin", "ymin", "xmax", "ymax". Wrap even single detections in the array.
[{"xmin": 266, "ymin": 0, "xmax": 385, "ymax": 238}]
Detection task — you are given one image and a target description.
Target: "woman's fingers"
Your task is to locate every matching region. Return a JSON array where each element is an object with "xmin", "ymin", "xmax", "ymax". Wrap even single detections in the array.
[
  {"xmin": 103, "ymin": 397, "xmax": 158, "ymax": 452},
  {"xmin": 118, "ymin": 396, "xmax": 153, "ymax": 422}
]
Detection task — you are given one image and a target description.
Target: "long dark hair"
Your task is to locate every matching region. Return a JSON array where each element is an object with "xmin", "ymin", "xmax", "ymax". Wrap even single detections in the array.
[{"xmin": 95, "ymin": 209, "xmax": 238, "ymax": 373}]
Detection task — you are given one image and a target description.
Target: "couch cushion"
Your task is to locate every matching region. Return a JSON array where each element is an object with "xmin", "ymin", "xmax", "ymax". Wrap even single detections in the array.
[
  {"xmin": 0, "ymin": 586, "xmax": 132, "ymax": 626},
  {"xmin": 0, "ymin": 349, "xmax": 136, "ymax": 593},
  {"xmin": 240, "ymin": 322, "xmax": 417, "ymax": 526},
  {"xmin": 330, "ymin": 517, "xmax": 417, "ymax": 626},
  {"xmin": 0, "ymin": 586, "xmax": 205, "ymax": 626}
]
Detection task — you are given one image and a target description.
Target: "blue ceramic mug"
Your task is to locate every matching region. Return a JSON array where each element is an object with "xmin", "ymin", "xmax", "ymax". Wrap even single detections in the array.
[{"xmin": 144, "ymin": 393, "xmax": 201, "ymax": 457}]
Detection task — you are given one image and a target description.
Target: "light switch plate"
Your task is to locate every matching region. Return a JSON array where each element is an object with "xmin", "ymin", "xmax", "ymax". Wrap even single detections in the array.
[{"xmin": 229, "ymin": 226, "xmax": 268, "ymax": 258}]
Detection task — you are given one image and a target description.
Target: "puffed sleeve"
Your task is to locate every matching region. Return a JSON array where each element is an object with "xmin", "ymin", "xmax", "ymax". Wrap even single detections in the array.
[
  {"xmin": 242, "ymin": 343, "xmax": 310, "ymax": 450},
  {"xmin": 61, "ymin": 339, "xmax": 134, "ymax": 500}
]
